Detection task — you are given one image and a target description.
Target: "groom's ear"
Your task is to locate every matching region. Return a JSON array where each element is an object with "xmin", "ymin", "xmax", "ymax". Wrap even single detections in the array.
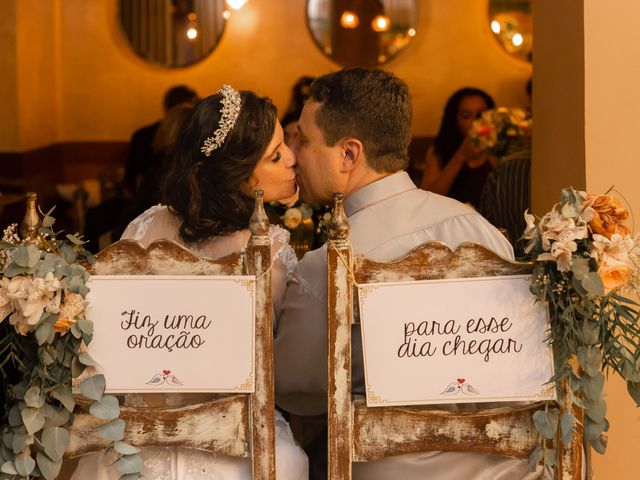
[{"xmin": 339, "ymin": 138, "xmax": 364, "ymax": 173}]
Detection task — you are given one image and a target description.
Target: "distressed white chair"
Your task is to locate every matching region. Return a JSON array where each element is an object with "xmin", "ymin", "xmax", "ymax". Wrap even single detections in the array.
[
  {"xmin": 63, "ymin": 191, "xmax": 276, "ymax": 479},
  {"xmin": 326, "ymin": 193, "xmax": 582, "ymax": 480}
]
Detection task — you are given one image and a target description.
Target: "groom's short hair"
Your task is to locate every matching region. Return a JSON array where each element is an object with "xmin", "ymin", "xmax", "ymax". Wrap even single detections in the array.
[{"xmin": 309, "ymin": 68, "xmax": 412, "ymax": 173}]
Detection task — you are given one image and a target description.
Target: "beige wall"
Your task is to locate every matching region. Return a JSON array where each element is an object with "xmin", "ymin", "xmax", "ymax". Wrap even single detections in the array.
[
  {"xmin": 1, "ymin": 0, "xmax": 531, "ymax": 150},
  {"xmin": 584, "ymin": 1, "xmax": 640, "ymax": 476}
]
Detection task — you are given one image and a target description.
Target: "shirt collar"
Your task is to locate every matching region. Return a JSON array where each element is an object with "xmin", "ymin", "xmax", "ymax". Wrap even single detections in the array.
[{"xmin": 343, "ymin": 171, "xmax": 417, "ymax": 217}]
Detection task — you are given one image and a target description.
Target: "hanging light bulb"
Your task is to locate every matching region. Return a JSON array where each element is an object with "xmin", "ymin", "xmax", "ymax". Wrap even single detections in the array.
[
  {"xmin": 371, "ymin": 15, "xmax": 390, "ymax": 32},
  {"xmin": 340, "ymin": 11, "xmax": 359, "ymax": 29},
  {"xmin": 512, "ymin": 32, "xmax": 523, "ymax": 46},
  {"xmin": 185, "ymin": 12, "xmax": 198, "ymax": 40},
  {"xmin": 226, "ymin": 0, "xmax": 248, "ymax": 10},
  {"xmin": 491, "ymin": 20, "xmax": 501, "ymax": 34}
]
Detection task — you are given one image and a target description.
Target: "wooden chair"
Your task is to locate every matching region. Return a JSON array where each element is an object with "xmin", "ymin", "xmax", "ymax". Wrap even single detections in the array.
[
  {"xmin": 64, "ymin": 191, "xmax": 276, "ymax": 479},
  {"xmin": 326, "ymin": 193, "xmax": 583, "ymax": 480}
]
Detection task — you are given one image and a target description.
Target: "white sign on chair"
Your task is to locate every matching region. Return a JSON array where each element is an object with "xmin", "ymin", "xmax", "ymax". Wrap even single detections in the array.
[
  {"xmin": 85, "ymin": 275, "xmax": 256, "ymax": 393},
  {"xmin": 358, "ymin": 275, "xmax": 554, "ymax": 407}
]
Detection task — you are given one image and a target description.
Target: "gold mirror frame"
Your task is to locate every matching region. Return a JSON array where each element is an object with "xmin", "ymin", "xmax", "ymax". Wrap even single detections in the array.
[
  {"xmin": 306, "ymin": 0, "xmax": 419, "ymax": 67},
  {"xmin": 117, "ymin": 0, "xmax": 227, "ymax": 68},
  {"xmin": 488, "ymin": 0, "xmax": 532, "ymax": 62}
]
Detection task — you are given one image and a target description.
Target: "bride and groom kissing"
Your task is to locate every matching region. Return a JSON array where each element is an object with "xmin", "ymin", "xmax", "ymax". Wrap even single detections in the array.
[{"xmin": 74, "ymin": 68, "xmax": 540, "ymax": 479}]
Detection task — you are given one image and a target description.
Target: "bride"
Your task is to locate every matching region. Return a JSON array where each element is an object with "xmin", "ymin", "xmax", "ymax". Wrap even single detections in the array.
[{"xmin": 71, "ymin": 86, "xmax": 308, "ymax": 479}]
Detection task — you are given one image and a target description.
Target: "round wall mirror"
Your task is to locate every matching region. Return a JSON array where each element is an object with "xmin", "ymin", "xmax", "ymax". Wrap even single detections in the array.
[
  {"xmin": 488, "ymin": 0, "xmax": 532, "ymax": 62},
  {"xmin": 307, "ymin": 0, "xmax": 419, "ymax": 67},
  {"xmin": 118, "ymin": 0, "xmax": 227, "ymax": 68}
]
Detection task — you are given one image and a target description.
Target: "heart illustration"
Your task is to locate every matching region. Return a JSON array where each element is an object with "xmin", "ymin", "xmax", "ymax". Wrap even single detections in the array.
[
  {"xmin": 163, "ymin": 369, "xmax": 171, "ymax": 375},
  {"xmin": 457, "ymin": 378, "xmax": 465, "ymax": 384}
]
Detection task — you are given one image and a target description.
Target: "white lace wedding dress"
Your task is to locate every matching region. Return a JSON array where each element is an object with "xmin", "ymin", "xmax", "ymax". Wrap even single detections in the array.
[{"xmin": 71, "ymin": 205, "xmax": 308, "ymax": 480}]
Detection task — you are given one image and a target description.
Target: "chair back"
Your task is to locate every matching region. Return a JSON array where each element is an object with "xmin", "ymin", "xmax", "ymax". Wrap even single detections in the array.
[
  {"xmin": 66, "ymin": 191, "xmax": 276, "ymax": 480},
  {"xmin": 326, "ymin": 193, "xmax": 582, "ymax": 480}
]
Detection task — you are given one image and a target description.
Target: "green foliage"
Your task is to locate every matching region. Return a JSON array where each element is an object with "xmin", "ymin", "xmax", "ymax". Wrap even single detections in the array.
[{"xmin": 0, "ymin": 214, "xmax": 141, "ymax": 479}]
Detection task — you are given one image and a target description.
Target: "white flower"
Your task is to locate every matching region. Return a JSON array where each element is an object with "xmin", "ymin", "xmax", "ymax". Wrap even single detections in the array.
[
  {"xmin": 540, "ymin": 209, "xmax": 588, "ymax": 251},
  {"xmin": 538, "ymin": 240, "xmax": 578, "ymax": 272}
]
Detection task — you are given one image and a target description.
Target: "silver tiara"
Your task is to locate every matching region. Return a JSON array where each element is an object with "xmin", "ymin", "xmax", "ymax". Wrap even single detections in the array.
[{"xmin": 201, "ymin": 84, "xmax": 242, "ymax": 156}]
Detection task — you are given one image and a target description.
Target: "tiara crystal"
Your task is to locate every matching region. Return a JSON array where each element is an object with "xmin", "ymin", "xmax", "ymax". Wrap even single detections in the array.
[{"xmin": 201, "ymin": 84, "xmax": 242, "ymax": 156}]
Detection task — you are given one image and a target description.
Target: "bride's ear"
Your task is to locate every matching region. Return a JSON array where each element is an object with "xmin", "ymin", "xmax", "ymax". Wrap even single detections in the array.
[{"xmin": 339, "ymin": 138, "xmax": 363, "ymax": 173}]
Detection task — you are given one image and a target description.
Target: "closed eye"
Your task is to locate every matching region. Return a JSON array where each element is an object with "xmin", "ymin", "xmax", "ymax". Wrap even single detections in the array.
[{"xmin": 272, "ymin": 151, "xmax": 281, "ymax": 162}]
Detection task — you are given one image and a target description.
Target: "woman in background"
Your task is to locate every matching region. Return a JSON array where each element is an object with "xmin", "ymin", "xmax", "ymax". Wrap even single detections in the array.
[{"xmin": 421, "ymin": 88, "xmax": 496, "ymax": 209}]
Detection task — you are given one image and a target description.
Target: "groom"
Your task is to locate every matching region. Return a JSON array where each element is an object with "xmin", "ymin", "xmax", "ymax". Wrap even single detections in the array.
[{"xmin": 274, "ymin": 68, "xmax": 540, "ymax": 479}]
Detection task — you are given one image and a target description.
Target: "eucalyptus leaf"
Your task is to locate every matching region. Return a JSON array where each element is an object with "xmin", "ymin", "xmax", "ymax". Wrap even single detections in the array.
[
  {"xmin": 35, "ymin": 320, "xmax": 54, "ymax": 346},
  {"xmin": 532, "ymin": 410, "xmax": 556, "ymax": 439},
  {"xmin": 98, "ymin": 419, "xmax": 125, "ymax": 442},
  {"xmin": 581, "ymin": 272, "xmax": 605, "ymax": 296},
  {"xmin": 42, "ymin": 215, "xmax": 55, "ymax": 228},
  {"xmin": 627, "ymin": 381, "xmax": 640, "ymax": 406},
  {"xmin": 35, "ymin": 253, "xmax": 63, "ymax": 277},
  {"xmin": 24, "ymin": 385, "xmax": 44, "ymax": 408},
  {"xmin": 11, "ymin": 433, "xmax": 33, "ymax": 454},
  {"xmin": 114, "ymin": 441, "xmax": 140, "ymax": 455},
  {"xmin": 42, "ymin": 404, "xmax": 70, "ymax": 428},
  {"xmin": 527, "ymin": 444, "xmax": 543, "ymax": 472},
  {"xmin": 585, "ymin": 398, "xmax": 607, "ymax": 423},
  {"xmin": 584, "ymin": 373, "xmax": 605, "ymax": 401},
  {"xmin": 79, "ymin": 351, "xmax": 97, "ymax": 367},
  {"xmin": 14, "ymin": 448, "xmax": 35, "ymax": 475},
  {"xmin": 41, "ymin": 427, "xmax": 69, "ymax": 461},
  {"xmin": 120, "ymin": 474, "xmax": 142, "ymax": 480},
  {"xmin": 90, "ymin": 395, "xmax": 120, "ymax": 420},
  {"xmin": 571, "ymin": 257, "xmax": 590, "ymax": 281},
  {"xmin": 70, "ymin": 322, "xmax": 83, "ymax": 339},
  {"xmin": 11, "ymin": 245, "xmax": 41, "ymax": 269},
  {"xmin": 8, "ymin": 405, "xmax": 22, "ymax": 427},
  {"xmin": 36, "ymin": 452, "xmax": 62, "ymax": 480},
  {"xmin": 584, "ymin": 417, "xmax": 605, "ymax": 442},
  {"xmin": 80, "ymin": 374, "xmax": 106, "ymax": 401},
  {"xmin": 71, "ymin": 356, "xmax": 86, "ymax": 378},
  {"xmin": 51, "ymin": 385, "xmax": 75, "ymax": 412},
  {"xmin": 116, "ymin": 454, "xmax": 144, "ymax": 474},
  {"xmin": 1, "ymin": 461, "xmax": 17, "ymax": 475},
  {"xmin": 577, "ymin": 346, "xmax": 602, "ymax": 377},
  {"xmin": 560, "ymin": 412, "xmax": 575, "ymax": 445},
  {"xmin": 77, "ymin": 319, "xmax": 94, "ymax": 336},
  {"xmin": 1, "ymin": 432, "xmax": 12, "ymax": 450},
  {"xmin": 21, "ymin": 407, "xmax": 45, "ymax": 435},
  {"xmin": 59, "ymin": 244, "xmax": 77, "ymax": 264},
  {"xmin": 3, "ymin": 261, "xmax": 28, "ymax": 277},
  {"xmin": 590, "ymin": 434, "xmax": 607, "ymax": 454},
  {"xmin": 581, "ymin": 319, "xmax": 600, "ymax": 345},
  {"xmin": 543, "ymin": 448, "xmax": 557, "ymax": 467}
]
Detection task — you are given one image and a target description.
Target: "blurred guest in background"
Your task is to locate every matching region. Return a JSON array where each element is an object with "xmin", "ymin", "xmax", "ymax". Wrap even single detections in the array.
[
  {"xmin": 281, "ymin": 76, "xmax": 315, "ymax": 147},
  {"xmin": 421, "ymin": 88, "xmax": 496, "ymax": 209},
  {"xmin": 479, "ymin": 78, "xmax": 533, "ymax": 257},
  {"xmin": 84, "ymin": 85, "xmax": 198, "ymax": 252}
]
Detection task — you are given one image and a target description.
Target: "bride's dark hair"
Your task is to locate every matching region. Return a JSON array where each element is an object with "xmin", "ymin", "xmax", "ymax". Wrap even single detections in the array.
[{"xmin": 162, "ymin": 90, "xmax": 277, "ymax": 243}]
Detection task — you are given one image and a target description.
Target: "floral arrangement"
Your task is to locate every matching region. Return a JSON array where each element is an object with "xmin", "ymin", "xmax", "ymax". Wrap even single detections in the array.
[
  {"xmin": 523, "ymin": 188, "xmax": 640, "ymax": 470},
  {"xmin": 0, "ymin": 201, "xmax": 142, "ymax": 479},
  {"xmin": 266, "ymin": 200, "xmax": 331, "ymax": 256},
  {"xmin": 469, "ymin": 107, "xmax": 531, "ymax": 159}
]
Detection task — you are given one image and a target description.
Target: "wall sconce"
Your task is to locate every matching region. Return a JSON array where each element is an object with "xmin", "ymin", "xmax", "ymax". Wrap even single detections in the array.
[
  {"xmin": 340, "ymin": 11, "xmax": 359, "ymax": 29},
  {"xmin": 371, "ymin": 15, "xmax": 390, "ymax": 32}
]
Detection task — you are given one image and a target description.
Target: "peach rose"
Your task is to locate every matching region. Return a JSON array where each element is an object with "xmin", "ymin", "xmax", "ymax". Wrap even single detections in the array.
[
  {"xmin": 53, "ymin": 316, "xmax": 75, "ymax": 333},
  {"xmin": 598, "ymin": 257, "xmax": 632, "ymax": 294},
  {"xmin": 587, "ymin": 194, "xmax": 630, "ymax": 239}
]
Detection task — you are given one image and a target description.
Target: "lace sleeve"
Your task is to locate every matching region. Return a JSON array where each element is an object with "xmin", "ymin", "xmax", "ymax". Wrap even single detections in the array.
[
  {"xmin": 268, "ymin": 225, "xmax": 298, "ymax": 318},
  {"xmin": 269, "ymin": 225, "xmax": 298, "ymax": 279}
]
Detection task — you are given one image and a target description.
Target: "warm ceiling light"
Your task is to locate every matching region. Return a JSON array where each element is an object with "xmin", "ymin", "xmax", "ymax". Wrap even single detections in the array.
[
  {"xmin": 512, "ymin": 32, "xmax": 523, "ymax": 46},
  {"xmin": 372, "ymin": 15, "xmax": 390, "ymax": 32},
  {"xmin": 408, "ymin": 28, "xmax": 416, "ymax": 37},
  {"xmin": 186, "ymin": 27, "xmax": 198, "ymax": 40},
  {"xmin": 340, "ymin": 11, "xmax": 359, "ymax": 29},
  {"xmin": 222, "ymin": 10, "xmax": 231, "ymax": 19},
  {"xmin": 226, "ymin": 0, "xmax": 248, "ymax": 10},
  {"xmin": 491, "ymin": 20, "xmax": 501, "ymax": 34}
]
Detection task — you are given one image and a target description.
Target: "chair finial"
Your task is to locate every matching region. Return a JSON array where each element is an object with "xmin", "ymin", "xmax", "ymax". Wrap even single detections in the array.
[
  {"xmin": 21, "ymin": 192, "xmax": 41, "ymax": 242},
  {"xmin": 328, "ymin": 193, "xmax": 349, "ymax": 241},
  {"xmin": 249, "ymin": 189, "xmax": 269, "ymax": 237}
]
